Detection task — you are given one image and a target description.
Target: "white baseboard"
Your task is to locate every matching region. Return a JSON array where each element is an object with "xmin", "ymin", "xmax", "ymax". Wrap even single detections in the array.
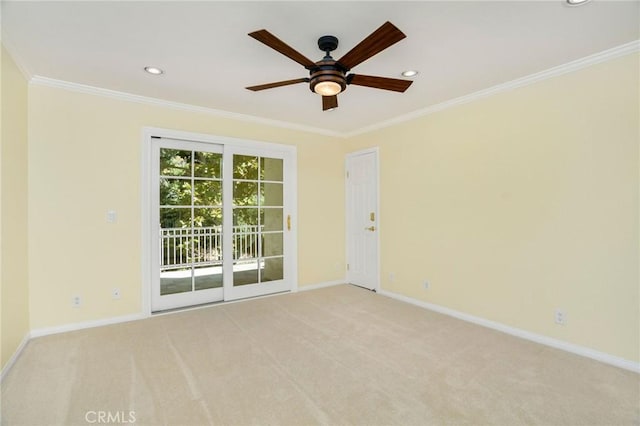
[
  {"xmin": 377, "ymin": 288, "xmax": 640, "ymax": 374},
  {"xmin": 30, "ymin": 313, "xmax": 147, "ymax": 338},
  {"xmin": 30, "ymin": 282, "xmax": 343, "ymax": 338},
  {"xmin": 297, "ymin": 279, "xmax": 345, "ymax": 292},
  {"xmin": 0, "ymin": 332, "xmax": 30, "ymax": 383}
]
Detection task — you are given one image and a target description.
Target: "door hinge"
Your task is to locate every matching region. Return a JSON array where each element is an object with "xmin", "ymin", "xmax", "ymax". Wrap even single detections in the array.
[
  {"xmin": 347, "ymin": 263, "xmax": 350, "ymax": 271},
  {"xmin": 346, "ymin": 171, "xmax": 350, "ymax": 178}
]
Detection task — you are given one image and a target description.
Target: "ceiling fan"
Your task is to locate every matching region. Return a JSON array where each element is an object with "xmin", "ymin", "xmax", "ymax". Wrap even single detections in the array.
[{"xmin": 246, "ymin": 21, "xmax": 413, "ymax": 111}]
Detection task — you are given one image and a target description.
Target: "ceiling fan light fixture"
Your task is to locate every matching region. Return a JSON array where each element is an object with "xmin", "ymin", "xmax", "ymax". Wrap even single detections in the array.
[
  {"xmin": 309, "ymin": 68, "xmax": 346, "ymax": 96},
  {"xmin": 314, "ymin": 81, "xmax": 342, "ymax": 96}
]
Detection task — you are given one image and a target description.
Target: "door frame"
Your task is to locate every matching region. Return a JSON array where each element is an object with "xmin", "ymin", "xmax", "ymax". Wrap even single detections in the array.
[
  {"xmin": 141, "ymin": 127, "xmax": 298, "ymax": 315},
  {"xmin": 345, "ymin": 147, "xmax": 380, "ymax": 291}
]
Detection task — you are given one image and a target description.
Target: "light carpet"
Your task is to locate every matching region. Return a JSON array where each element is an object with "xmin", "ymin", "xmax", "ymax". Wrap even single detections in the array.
[{"xmin": 2, "ymin": 284, "xmax": 638, "ymax": 425}]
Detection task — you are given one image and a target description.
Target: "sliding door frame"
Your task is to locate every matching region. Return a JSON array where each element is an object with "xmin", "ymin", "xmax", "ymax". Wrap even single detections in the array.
[{"xmin": 141, "ymin": 127, "xmax": 298, "ymax": 315}]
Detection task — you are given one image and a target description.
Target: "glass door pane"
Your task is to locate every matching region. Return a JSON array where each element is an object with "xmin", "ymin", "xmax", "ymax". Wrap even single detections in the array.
[
  {"xmin": 153, "ymin": 142, "xmax": 224, "ymax": 311},
  {"xmin": 231, "ymin": 154, "xmax": 284, "ymax": 289},
  {"xmin": 159, "ymin": 148, "xmax": 223, "ymax": 295}
]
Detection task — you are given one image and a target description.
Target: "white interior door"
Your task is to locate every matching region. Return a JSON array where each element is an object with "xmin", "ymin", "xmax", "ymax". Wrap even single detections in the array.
[
  {"xmin": 149, "ymin": 135, "xmax": 297, "ymax": 312},
  {"xmin": 346, "ymin": 149, "xmax": 379, "ymax": 290}
]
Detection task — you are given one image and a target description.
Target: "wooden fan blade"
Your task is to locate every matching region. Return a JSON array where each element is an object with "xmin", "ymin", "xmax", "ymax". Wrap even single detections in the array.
[
  {"xmin": 347, "ymin": 74, "xmax": 413, "ymax": 92},
  {"xmin": 246, "ymin": 78, "xmax": 309, "ymax": 91},
  {"xmin": 322, "ymin": 95, "xmax": 338, "ymax": 111},
  {"xmin": 249, "ymin": 30, "xmax": 317, "ymax": 69},
  {"xmin": 337, "ymin": 22, "xmax": 406, "ymax": 71}
]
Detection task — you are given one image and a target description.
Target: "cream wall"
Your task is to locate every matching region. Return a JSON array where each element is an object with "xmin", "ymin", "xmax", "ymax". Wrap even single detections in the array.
[
  {"xmin": 27, "ymin": 85, "xmax": 345, "ymax": 330},
  {"xmin": 1, "ymin": 47, "xmax": 30, "ymax": 369},
  {"xmin": 347, "ymin": 53, "xmax": 640, "ymax": 363}
]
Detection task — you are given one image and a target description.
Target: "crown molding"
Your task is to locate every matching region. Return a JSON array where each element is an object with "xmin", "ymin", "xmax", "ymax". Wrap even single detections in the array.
[
  {"xmin": 344, "ymin": 39, "xmax": 640, "ymax": 138},
  {"xmin": 28, "ymin": 76, "xmax": 345, "ymax": 138},
  {"xmin": 1, "ymin": 37, "xmax": 34, "ymax": 81},
  {"xmin": 27, "ymin": 40, "xmax": 638, "ymax": 139}
]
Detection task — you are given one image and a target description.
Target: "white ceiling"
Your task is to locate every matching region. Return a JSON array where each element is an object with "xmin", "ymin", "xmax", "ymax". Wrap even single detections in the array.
[{"xmin": 2, "ymin": 1, "xmax": 639, "ymax": 135}]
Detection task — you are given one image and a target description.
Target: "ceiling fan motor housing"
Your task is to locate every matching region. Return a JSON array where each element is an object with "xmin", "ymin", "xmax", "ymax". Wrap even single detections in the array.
[
  {"xmin": 309, "ymin": 35, "xmax": 347, "ymax": 94},
  {"xmin": 309, "ymin": 60, "xmax": 347, "ymax": 94}
]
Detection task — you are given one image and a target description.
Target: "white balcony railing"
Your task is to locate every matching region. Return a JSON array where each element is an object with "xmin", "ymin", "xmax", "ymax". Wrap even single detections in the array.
[{"xmin": 160, "ymin": 225, "xmax": 261, "ymax": 269}]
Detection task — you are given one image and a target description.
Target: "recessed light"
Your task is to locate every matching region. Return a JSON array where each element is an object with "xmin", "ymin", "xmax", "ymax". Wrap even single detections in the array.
[
  {"xmin": 565, "ymin": 0, "xmax": 591, "ymax": 6},
  {"xmin": 144, "ymin": 66, "xmax": 164, "ymax": 75},
  {"xmin": 401, "ymin": 70, "xmax": 419, "ymax": 77}
]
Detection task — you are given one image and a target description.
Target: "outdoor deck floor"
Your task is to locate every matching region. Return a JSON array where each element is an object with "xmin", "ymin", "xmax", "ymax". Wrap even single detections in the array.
[{"xmin": 161, "ymin": 265, "xmax": 272, "ymax": 295}]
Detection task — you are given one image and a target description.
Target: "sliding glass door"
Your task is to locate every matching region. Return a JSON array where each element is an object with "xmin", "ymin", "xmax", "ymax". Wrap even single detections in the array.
[{"xmin": 150, "ymin": 137, "xmax": 295, "ymax": 311}]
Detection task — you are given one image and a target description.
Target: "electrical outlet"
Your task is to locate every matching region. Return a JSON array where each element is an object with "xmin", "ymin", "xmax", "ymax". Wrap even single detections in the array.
[
  {"xmin": 72, "ymin": 295, "xmax": 82, "ymax": 308},
  {"xmin": 112, "ymin": 288, "xmax": 121, "ymax": 300},
  {"xmin": 423, "ymin": 280, "xmax": 430, "ymax": 290},
  {"xmin": 106, "ymin": 209, "xmax": 117, "ymax": 223},
  {"xmin": 554, "ymin": 309, "xmax": 566, "ymax": 325},
  {"xmin": 389, "ymin": 272, "xmax": 395, "ymax": 283}
]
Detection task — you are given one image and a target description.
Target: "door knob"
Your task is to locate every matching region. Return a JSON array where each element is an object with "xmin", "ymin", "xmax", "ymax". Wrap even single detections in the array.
[{"xmin": 365, "ymin": 226, "xmax": 376, "ymax": 231}]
